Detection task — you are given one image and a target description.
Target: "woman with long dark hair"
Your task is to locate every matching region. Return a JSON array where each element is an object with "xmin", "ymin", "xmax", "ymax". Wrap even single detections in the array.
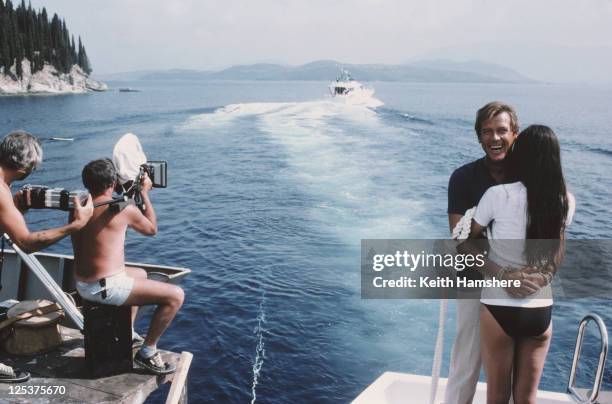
[{"xmin": 469, "ymin": 125, "xmax": 575, "ymax": 403}]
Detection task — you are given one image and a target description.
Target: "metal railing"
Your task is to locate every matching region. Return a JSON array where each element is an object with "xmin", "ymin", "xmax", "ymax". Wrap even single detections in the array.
[{"xmin": 568, "ymin": 313, "xmax": 608, "ymax": 403}]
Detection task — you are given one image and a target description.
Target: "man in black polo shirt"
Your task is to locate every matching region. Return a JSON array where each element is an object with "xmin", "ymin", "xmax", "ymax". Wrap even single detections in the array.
[{"xmin": 444, "ymin": 101, "xmax": 518, "ymax": 404}]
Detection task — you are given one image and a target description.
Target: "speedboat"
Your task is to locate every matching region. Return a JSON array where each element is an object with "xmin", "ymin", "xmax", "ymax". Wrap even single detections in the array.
[{"xmin": 329, "ymin": 69, "xmax": 372, "ymax": 97}]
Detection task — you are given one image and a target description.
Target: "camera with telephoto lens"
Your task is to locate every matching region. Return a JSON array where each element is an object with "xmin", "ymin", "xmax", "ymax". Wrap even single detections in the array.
[
  {"xmin": 20, "ymin": 185, "xmax": 89, "ymax": 211},
  {"xmin": 141, "ymin": 161, "xmax": 167, "ymax": 188}
]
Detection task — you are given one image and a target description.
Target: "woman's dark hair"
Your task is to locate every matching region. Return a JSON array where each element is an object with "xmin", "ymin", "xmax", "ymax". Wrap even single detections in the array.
[{"xmin": 510, "ymin": 125, "xmax": 569, "ymax": 265}]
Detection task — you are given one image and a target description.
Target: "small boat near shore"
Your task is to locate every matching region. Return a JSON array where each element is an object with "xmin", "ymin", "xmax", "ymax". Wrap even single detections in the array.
[
  {"xmin": 50, "ymin": 137, "xmax": 74, "ymax": 141},
  {"xmin": 118, "ymin": 88, "xmax": 140, "ymax": 93}
]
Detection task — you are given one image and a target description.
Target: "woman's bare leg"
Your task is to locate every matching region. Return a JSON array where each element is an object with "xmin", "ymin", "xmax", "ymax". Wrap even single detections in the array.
[
  {"xmin": 512, "ymin": 323, "xmax": 552, "ymax": 403},
  {"xmin": 480, "ymin": 305, "xmax": 514, "ymax": 404}
]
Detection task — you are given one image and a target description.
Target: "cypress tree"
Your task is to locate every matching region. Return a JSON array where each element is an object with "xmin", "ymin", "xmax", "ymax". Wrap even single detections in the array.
[
  {"xmin": 1, "ymin": 15, "xmax": 11, "ymax": 74},
  {"xmin": 50, "ymin": 14, "xmax": 59, "ymax": 70},
  {"xmin": 24, "ymin": 10, "xmax": 34, "ymax": 67},
  {"xmin": 70, "ymin": 35, "xmax": 76, "ymax": 67},
  {"xmin": 15, "ymin": 28, "xmax": 23, "ymax": 78},
  {"xmin": 77, "ymin": 36, "xmax": 91, "ymax": 74},
  {"xmin": 77, "ymin": 36, "xmax": 82, "ymax": 68},
  {"xmin": 10, "ymin": 11, "xmax": 20, "ymax": 77},
  {"xmin": 61, "ymin": 19, "xmax": 70, "ymax": 72},
  {"xmin": 1, "ymin": 2, "xmax": 91, "ymax": 77}
]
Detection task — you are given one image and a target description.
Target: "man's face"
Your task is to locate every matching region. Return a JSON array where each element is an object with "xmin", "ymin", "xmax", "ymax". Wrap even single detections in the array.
[
  {"xmin": 15, "ymin": 166, "xmax": 34, "ymax": 181},
  {"xmin": 479, "ymin": 112, "xmax": 518, "ymax": 163}
]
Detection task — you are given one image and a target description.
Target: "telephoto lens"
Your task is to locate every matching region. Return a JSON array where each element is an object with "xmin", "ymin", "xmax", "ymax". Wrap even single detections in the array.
[{"xmin": 21, "ymin": 185, "xmax": 89, "ymax": 211}]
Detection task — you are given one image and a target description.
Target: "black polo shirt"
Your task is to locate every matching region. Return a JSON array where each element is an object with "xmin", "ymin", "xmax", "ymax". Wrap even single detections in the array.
[
  {"xmin": 448, "ymin": 158, "xmax": 498, "ymax": 215},
  {"xmin": 447, "ymin": 158, "xmax": 499, "ymax": 283}
]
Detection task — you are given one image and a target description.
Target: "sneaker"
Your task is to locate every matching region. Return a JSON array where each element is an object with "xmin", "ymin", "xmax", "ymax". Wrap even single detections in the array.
[
  {"xmin": 0, "ymin": 363, "xmax": 30, "ymax": 383},
  {"xmin": 132, "ymin": 333, "xmax": 145, "ymax": 348},
  {"xmin": 134, "ymin": 351, "xmax": 176, "ymax": 375}
]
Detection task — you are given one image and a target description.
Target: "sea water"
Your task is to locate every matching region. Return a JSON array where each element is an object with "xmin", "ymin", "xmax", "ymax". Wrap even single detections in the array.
[{"xmin": 1, "ymin": 80, "xmax": 611, "ymax": 403}]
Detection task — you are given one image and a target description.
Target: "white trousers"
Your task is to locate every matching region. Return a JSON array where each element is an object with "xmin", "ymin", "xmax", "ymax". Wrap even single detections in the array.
[{"xmin": 444, "ymin": 298, "xmax": 481, "ymax": 404}]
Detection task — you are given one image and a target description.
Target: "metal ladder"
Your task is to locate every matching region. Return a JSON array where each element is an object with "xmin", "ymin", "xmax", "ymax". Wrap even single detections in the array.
[{"xmin": 568, "ymin": 313, "xmax": 609, "ymax": 403}]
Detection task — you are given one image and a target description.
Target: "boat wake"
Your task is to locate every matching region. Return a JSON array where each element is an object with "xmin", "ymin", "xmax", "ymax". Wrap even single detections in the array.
[
  {"xmin": 337, "ymin": 87, "xmax": 383, "ymax": 108},
  {"xmin": 180, "ymin": 91, "xmax": 383, "ymax": 129},
  {"xmin": 182, "ymin": 102, "xmax": 292, "ymax": 128},
  {"xmin": 250, "ymin": 293, "xmax": 266, "ymax": 404},
  {"xmin": 180, "ymin": 94, "xmax": 426, "ymax": 241}
]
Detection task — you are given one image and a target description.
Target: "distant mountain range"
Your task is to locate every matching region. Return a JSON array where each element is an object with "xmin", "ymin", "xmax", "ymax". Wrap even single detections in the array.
[
  {"xmin": 412, "ymin": 43, "xmax": 612, "ymax": 83},
  {"xmin": 101, "ymin": 60, "xmax": 536, "ymax": 83}
]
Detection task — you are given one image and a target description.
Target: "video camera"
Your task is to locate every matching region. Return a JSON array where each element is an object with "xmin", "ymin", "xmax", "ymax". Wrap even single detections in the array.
[
  {"xmin": 141, "ymin": 161, "xmax": 167, "ymax": 188},
  {"xmin": 20, "ymin": 185, "xmax": 89, "ymax": 211}
]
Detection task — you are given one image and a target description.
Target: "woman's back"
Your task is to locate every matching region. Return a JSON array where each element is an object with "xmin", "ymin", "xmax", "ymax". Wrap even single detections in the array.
[{"xmin": 473, "ymin": 181, "xmax": 575, "ymax": 307}]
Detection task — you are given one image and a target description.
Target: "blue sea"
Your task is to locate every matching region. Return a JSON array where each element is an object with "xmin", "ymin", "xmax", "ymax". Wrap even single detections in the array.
[{"xmin": 1, "ymin": 80, "xmax": 611, "ymax": 403}]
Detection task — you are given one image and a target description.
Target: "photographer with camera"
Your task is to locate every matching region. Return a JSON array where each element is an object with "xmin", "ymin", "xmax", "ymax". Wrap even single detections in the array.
[
  {"xmin": 0, "ymin": 130, "xmax": 93, "ymax": 383},
  {"xmin": 71, "ymin": 158, "xmax": 183, "ymax": 375},
  {"xmin": 0, "ymin": 131, "xmax": 93, "ymax": 252}
]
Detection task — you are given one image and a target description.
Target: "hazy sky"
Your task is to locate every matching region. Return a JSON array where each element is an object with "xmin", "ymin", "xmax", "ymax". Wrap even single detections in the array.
[{"xmin": 30, "ymin": 0, "xmax": 612, "ymax": 81}]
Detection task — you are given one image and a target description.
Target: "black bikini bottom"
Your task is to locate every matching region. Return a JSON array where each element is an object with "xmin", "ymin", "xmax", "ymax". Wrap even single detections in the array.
[{"xmin": 483, "ymin": 304, "xmax": 552, "ymax": 338}]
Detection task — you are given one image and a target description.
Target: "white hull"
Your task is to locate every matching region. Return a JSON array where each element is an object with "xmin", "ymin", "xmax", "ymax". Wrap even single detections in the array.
[
  {"xmin": 0, "ymin": 249, "xmax": 190, "ymax": 304},
  {"xmin": 352, "ymin": 372, "xmax": 611, "ymax": 404}
]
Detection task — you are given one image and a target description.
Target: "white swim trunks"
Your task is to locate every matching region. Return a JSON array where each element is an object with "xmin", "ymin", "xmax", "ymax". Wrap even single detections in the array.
[{"xmin": 76, "ymin": 271, "xmax": 134, "ymax": 306}]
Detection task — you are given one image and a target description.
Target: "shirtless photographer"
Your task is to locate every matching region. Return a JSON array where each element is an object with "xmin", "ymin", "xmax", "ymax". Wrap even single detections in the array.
[
  {"xmin": 0, "ymin": 130, "xmax": 93, "ymax": 383},
  {"xmin": 71, "ymin": 158, "xmax": 183, "ymax": 375}
]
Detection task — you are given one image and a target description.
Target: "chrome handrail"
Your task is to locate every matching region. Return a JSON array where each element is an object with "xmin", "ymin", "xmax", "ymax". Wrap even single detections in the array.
[{"xmin": 567, "ymin": 313, "xmax": 608, "ymax": 403}]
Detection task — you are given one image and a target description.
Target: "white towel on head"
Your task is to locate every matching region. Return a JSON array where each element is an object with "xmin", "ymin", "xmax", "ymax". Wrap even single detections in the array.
[{"xmin": 112, "ymin": 133, "xmax": 147, "ymax": 185}]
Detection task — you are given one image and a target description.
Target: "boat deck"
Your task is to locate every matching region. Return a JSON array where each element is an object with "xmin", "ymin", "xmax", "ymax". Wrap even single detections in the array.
[
  {"xmin": 352, "ymin": 372, "xmax": 612, "ymax": 404},
  {"xmin": 0, "ymin": 327, "xmax": 182, "ymax": 403}
]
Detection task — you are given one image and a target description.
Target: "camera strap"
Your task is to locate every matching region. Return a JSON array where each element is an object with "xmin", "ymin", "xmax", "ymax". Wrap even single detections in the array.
[
  {"xmin": 93, "ymin": 196, "xmax": 133, "ymax": 212},
  {"xmin": 93, "ymin": 197, "xmax": 122, "ymax": 208}
]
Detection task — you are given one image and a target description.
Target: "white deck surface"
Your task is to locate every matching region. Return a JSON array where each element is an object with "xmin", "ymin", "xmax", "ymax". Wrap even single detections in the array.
[{"xmin": 352, "ymin": 372, "xmax": 577, "ymax": 404}]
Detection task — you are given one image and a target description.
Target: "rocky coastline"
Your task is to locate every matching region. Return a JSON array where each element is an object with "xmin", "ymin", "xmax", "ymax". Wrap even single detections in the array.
[{"xmin": 0, "ymin": 59, "xmax": 107, "ymax": 95}]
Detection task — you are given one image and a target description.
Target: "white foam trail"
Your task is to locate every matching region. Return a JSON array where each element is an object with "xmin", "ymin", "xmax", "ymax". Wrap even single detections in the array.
[
  {"xmin": 180, "ymin": 90, "xmax": 383, "ymax": 130},
  {"xmin": 250, "ymin": 293, "xmax": 266, "ymax": 404},
  {"xmin": 331, "ymin": 87, "xmax": 384, "ymax": 108},
  {"xmin": 179, "ymin": 91, "xmax": 426, "ymax": 240},
  {"xmin": 181, "ymin": 102, "xmax": 292, "ymax": 129},
  {"xmin": 255, "ymin": 99, "xmax": 425, "ymax": 240}
]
